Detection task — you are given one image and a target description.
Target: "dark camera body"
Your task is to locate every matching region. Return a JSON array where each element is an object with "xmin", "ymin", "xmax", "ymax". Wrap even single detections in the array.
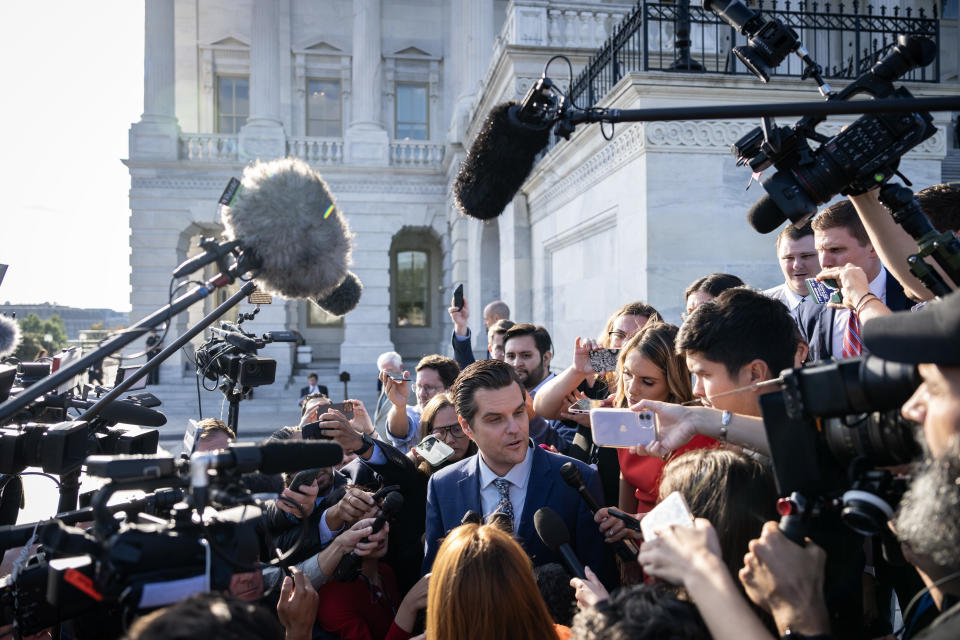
[{"xmin": 195, "ymin": 332, "xmax": 277, "ymax": 388}]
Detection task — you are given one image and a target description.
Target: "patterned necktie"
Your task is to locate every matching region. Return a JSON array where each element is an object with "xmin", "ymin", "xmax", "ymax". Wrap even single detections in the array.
[
  {"xmin": 841, "ymin": 311, "xmax": 863, "ymax": 358},
  {"xmin": 492, "ymin": 478, "xmax": 515, "ymax": 523}
]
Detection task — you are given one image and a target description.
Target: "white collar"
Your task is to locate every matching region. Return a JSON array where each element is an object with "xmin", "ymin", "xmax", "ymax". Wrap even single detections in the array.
[
  {"xmin": 781, "ymin": 285, "xmax": 805, "ymax": 310},
  {"xmin": 477, "ymin": 439, "xmax": 535, "ymax": 490},
  {"xmin": 868, "ymin": 265, "xmax": 887, "ymax": 301}
]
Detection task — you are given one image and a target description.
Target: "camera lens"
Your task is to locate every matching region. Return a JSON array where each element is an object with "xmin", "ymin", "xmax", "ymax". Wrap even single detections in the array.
[
  {"xmin": 841, "ymin": 489, "xmax": 894, "ymax": 536},
  {"xmin": 822, "ymin": 411, "xmax": 920, "ymax": 467}
]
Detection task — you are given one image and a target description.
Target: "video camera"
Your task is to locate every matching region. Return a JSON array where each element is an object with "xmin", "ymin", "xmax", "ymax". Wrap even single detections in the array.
[
  {"xmin": 195, "ymin": 321, "xmax": 298, "ymax": 389},
  {"xmin": 759, "ymin": 355, "xmax": 921, "ymax": 538}
]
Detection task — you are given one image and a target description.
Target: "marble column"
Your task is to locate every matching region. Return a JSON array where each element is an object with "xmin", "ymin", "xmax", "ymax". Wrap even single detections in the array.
[
  {"xmin": 345, "ymin": 0, "xmax": 389, "ymax": 165},
  {"xmin": 448, "ymin": 0, "xmax": 493, "ymax": 143},
  {"xmin": 239, "ymin": 0, "xmax": 286, "ymax": 159},
  {"xmin": 129, "ymin": 0, "xmax": 179, "ymax": 159}
]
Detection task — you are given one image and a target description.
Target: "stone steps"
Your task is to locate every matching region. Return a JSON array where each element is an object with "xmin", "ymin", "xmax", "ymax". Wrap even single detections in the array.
[{"xmin": 942, "ymin": 149, "xmax": 960, "ymax": 183}]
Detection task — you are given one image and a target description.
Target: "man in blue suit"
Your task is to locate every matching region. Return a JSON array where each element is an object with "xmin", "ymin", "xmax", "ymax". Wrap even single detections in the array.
[{"xmin": 423, "ymin": 359, "xmax": 609, "ymax": 582}]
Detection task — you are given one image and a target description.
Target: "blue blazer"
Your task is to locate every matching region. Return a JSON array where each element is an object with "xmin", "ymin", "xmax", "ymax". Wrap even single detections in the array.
[{"xmin": 423, "ymin": 445, "xmax": 610, "ymax": 582}]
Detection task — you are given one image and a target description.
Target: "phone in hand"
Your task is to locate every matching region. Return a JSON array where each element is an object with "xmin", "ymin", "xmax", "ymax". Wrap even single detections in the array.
[
  {"xmin": 588, "ymin": 348, "xmax": 620, "ymax": 372},
  {"xmin": 286, "ymin": 468, "xmax": 322, "ymax": 492},
  {"xmin": 640, "ymin": 491, "xmax": 695, "ymax": 541},
  {"xmin": 414, "ymin": 435, "xmax": 455, "ymax": 467},
  {"xmin": 384, "ymin": 370, "xmax": 406, "ymax": 382},
  {"xmin": 805, "ymin": 277, "xmax": 842, "ymax": 305},
  {"xmin": 567, "ymin": 397, "xmax": 599, "ymax": 415},
  {"xmin": 301, "ymin": 421, "xmax": 331, "ymax": 440},
  {"xmin": 590, "ymin": 408, "xmax": 659, "ymax": 448},
  {"xmin": 453, "ymin": 284, "xmax": 464, "ymax": 311}
]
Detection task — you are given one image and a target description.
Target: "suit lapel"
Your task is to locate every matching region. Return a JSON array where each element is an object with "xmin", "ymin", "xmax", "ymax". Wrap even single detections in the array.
[
  {"xmin": 886, "ymin": 272, "xmax": 909, "ymax": 312},
  {"xmin": 457, "ymin": 455, "xmax": 482, "ymax": 520},
  {"xmin": 517, "ymin": 447, "xmax": 553, "ymax": 541}
]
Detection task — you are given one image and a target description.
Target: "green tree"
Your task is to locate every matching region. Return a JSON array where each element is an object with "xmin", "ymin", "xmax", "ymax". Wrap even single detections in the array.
[{"xmin": 14, "ymin": 313, "xmax": 68, "ymax": 360}]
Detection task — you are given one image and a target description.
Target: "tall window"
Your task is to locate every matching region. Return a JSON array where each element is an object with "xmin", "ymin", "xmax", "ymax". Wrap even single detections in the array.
[
  {"xmin": 216, "ymin": 76, "xmax": 249, "ymax": 134},
  {"xmin": 396, "ymin": 83, "xmax": 428, "ymax": 140},
  {"xmin": 395, "ymin": 250, "xmax": 429, "ymax": 327},
  {"xmin": 307, "ymin": 79, "xmax": 342, "ymax": 136}
]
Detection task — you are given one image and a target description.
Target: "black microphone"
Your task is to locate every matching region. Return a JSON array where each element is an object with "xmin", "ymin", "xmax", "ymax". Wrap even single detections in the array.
[
  {"xmin": 69, "ymin": 397, "xmax": 167, "ymax": 427},
  {"xmin": 534, "ymin": 507, "xmax": 586, "ymax": 580},
  {"xmin": 453, "ymin": 102, "xmax": 553, "ymax": 221},
  {"xmin": 334, "ymin": 491, "xmax": 404, "ymax": 581},
  {"xmin": 746, "ymin": 194, "xmax": 789, "ymax": 234},
  {"xmin": 199, "ymin": 441, "xmax": 344, "ymax": 475},
  {"xmin": 560, "ymin": 462, "xmax": 639, "ymax": 561},
  {"xmin": 220, "ymin": 158, "xmax": 363, "ymax": 316}
]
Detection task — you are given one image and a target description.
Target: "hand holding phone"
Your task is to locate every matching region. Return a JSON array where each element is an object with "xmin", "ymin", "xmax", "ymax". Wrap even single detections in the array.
[
  {"xmin": 640, "ymin": 491, "xmax": 695, "ymax": 541},
  {"xmin": 287, "ymin": 468, "xmax": 322, "ymax": 492},
  {"xmin": 414, "ymin": 435, "xmax": 455, "ymax": 467},
  {"xmin": 588, "ymin": 348, "xmax": 620, "ymax": 373},
  {"xmin": 590, "ymin": 408, "xmax": 659, "ymax": 448},
  {"xmin": 452, "ymin": 284, "xmax": 464, "ymax": 311}
]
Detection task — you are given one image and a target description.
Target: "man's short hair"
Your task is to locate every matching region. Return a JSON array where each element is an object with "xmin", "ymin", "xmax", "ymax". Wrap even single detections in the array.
[
  {"xmin": 197, "ymin": 418, "xmax": 236, "ymax": 443},
  {"xmin": 776, "ymin": 218, "xmax": 815, "ymax": 248},
  {"xmin": 377, "ymin": 350, "xmax": 403, "ymax": 370},
  {"xmin": 453, "ymin": 359, "xmax": 524, "ymax": 426},
  {"xmin": 677, "ymin": 288, "xmax": 798, "ymax": 379},
  {"xmin": 307, "ymin": 372, "xmax": 318, "ymax": 381},
  {"xmin": 126, "ymin": 592, "xmax": 283, "ymax": 640},
  {"xmin": 487, "ymin": 318, "xmax": 516, "ymax": 342},
  {"xmin": 915, "ymin": 182, "xmax": 960, "ymax": 234},
  {"xmin": 484, "ymin": 300, "xmax": 511, "ymax": 320},
  {"xmin": 811, "ymin": 200, "xmax": 870, "ymax": 245},
  {"xmin": 502, "ymin": 323, "xmax": 552, "ymax": 357},
  {"xmin": 416, "ymin": 354, "xmax": 461, "ymax": 388},
  {"xmin": 570, "ymin": 584, "xmax": 710, "ymax": 640},
  {"xmin": 684, "ymin": 273, "xmax": 744, "ymax": 301}
]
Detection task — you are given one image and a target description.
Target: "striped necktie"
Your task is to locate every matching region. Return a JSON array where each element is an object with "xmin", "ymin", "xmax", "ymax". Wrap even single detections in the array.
[{"xmin": 841, "ymin": 311, "xmax": 862, "ymax": 358}]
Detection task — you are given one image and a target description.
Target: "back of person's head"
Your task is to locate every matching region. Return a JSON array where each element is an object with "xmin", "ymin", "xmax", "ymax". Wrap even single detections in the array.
[
  {"xmin": 267, "ymin": 425, "xmax": 301, "ymax": 441},
  {"xmin": 453, "ymin": 359, "xmax": 524, "ymax": 426},
  {"xmin": 502, "ymin": 323, "xmax": 552, "ymax": 357},
  {"xmin": 534, "ymin": 562, "xmax": 577, "ymax": 627},
  {"xmin": 377, "ymin": 350, "xmax": 403, "ymax": 370},
  {"xmin": 427, "ymin": 523, "xmax": 559, "ymax": 640},
  {"xmin": 659, "ymin": 449, "xmax": 778, "ymax": 579},
  {"xmin": 125, "ymin": 592, "xmax": 283, "ymax": 640},
  {"xmin": 776, "ymin": 218, "xmax": 814, "ymax": 248},
  {"xmin": 915, "ymin": 182, "xmax": 960, "ymax": 234},
  {"xmin": 416, "ymin": 354, "xmax": 461, "ymax": 388},
  {"xmin": 811, "ymin": 199, "xmax": 870, "ymax": 245},
  {"xmin": 487, "ymin": 318, "xmax": 516, "ymax": 339},
  {"xmin": 196, "ymin": 419, "xmax": 235, "ymax": 445},
  {"xmin": 677, "ymin": 287, "xmax": 798, "ymax": 379},
  {"xmin": 684, "ymin": 273, "xmax": 744, "ymax": 301},
  {"xmin": 570, "ymin": 583, "xmax": 710, "ymax": 640},
  {"xmin": 614, "ymin": 323, "xmax": 692, "ymax": 407},
  {"xmin": 485, "ymin": 300, "xmax": 511, "ymax": 320}
]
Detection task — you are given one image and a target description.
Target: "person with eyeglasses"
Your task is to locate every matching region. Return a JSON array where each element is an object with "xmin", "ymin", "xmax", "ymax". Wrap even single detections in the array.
[
  {"xmin": 409, "ymin": 393, "xmax": 478, "ymax": 477},
  {"xmin": 380, "ymin": 354, "xmax": 460, "ymax": 454}
]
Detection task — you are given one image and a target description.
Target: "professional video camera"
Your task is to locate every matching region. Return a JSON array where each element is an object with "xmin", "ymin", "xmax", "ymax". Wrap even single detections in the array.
[
  {"xmin": 0, "ymin": 439, "xmax": 342, "ymax": 638},
  {"xmin": 758, "ymin": 355, "xmax": 921, "ymax": 538}
]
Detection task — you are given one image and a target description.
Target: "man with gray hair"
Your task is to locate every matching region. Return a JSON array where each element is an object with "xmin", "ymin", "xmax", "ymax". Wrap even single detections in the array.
[{"xmin": 374, "ymin": 351, "xmax": 403, "ymax": 434}]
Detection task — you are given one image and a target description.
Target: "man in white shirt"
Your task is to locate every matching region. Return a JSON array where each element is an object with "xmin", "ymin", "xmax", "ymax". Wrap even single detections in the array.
[{"xmin": 764, "ymin": 220, "xmax": 820, "ymax": 322}]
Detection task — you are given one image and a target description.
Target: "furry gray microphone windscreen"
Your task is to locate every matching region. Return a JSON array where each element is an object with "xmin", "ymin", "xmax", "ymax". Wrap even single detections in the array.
[
  {"xmin": 0, "ymin": 315, "xmax": 20, "ymax": 359},
  {"xmin": 221, "ymin": 158, "xmax": 363, "ymax": 316}
]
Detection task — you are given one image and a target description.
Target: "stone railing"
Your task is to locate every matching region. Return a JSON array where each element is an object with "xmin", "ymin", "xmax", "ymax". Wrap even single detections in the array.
[
  {"xmin": 286, "ymin": 137, "xmax": 344, "ymax": 165},
  {"xmin": 389, "ymin": 140, "xmax": 445, "ymax": 168},
  {"xmin": 179, "ymin": 134, "xmax": 239, "ymax": 162},
  {"xmin": 494, "ymin": 1, "xmax": 633, "ymax": 58}
]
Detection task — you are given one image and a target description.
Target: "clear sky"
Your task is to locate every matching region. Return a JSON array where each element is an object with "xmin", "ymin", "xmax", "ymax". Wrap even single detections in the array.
[{"xmin": 1, "ymin": 1, "xmax": 144, "ymax": 312}]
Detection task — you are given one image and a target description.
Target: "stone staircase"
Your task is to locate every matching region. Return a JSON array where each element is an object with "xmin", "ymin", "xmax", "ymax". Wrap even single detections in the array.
[{"xmin": 942, "ymin": 148, "xmax": 960, "ymax": 183}]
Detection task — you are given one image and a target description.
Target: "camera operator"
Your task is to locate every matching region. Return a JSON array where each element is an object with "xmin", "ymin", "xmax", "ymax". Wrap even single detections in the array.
[{"xmin": 848, "ymin": 184, "xmax": 960, "ymax": 303}]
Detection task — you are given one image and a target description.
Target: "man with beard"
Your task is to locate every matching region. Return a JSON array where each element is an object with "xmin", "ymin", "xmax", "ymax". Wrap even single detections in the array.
[{"xmin": 503, "ymin": 323, "xmax": 575, "ymax": 451}]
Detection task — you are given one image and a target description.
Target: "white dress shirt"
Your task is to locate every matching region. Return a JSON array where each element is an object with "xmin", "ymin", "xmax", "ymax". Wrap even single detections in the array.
[
  {"xmin": 477, "ymin": 440, "xmax": 535, "ymax": 534},
  {"xmin": 830, "ymin": 266, "xmax": 887, "ymax": 358}
]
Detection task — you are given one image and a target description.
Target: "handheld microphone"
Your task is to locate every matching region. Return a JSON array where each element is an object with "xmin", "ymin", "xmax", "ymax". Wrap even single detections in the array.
[
  {"xmin": 746, "ymin": 193, "xmax": 790, "ymax": 234},
  {"xmin": 333, "ymin": 491, "xmax": 404, "ymax": 581},
  {"xmin": 220, "ymin": 158, "xmax": 362, "ymax": 316},
  {"xmin": 0, "ymin": 315, "xmax": 21, "ymax": 359},
  {"xmin": 534, "ymin": 507, "xmax": 586, "ymax": 579},
  {"xmin": 560, "ymin": 462, "xmax": 639, "ymax": 560},
  {"xmin": 196, "ymin": 441, "xmax": 344, "ymax": 476},
  {"xmin": 453, "ymin": 102, "xmax": 553, "ymax": 221},
  {"xmin": 461, "ymin": 510, "xmax": 482, "ymax": 525},
  {"xmin": 72, "ymin": 397, "xmax": 167, "ymax": 427}
]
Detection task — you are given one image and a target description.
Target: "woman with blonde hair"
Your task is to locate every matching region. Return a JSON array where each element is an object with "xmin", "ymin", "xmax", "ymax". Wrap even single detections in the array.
[{"xmin": 427, "ymin": 523, "xmax": 568, "ymax": 640}]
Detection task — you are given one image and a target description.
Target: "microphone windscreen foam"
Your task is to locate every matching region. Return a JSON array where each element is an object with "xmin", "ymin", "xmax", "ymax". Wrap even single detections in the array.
[
  {"xmin": 257, "ymin": 441, "xmax": 344, "ymax": 475},
  {"xmin": 221, "ymin": 158, "xmax": 354, "ymax": 300},
  {"xmin": 315, "ymin": 271, "xmax": 363, "ymax": 317},
  {"xmin": 746, "ymin": 194, "xmax": 788, "ymax": 234},
  {"xmin": 534, "ymin": 507, "xmax": 571, "ymax": 551},
  {"xmin": 0, "ymin": 316, "xmax": 21, "ymax": 359},
  {"xmin": 454, "ymin": 103, "xmax": 552, "ymax": 220}
]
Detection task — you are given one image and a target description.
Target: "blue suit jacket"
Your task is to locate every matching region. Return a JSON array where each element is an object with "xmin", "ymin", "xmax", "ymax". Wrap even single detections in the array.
[{"xmin": 422, "ymin": 445, "xmax": 610, "ymax": 583}]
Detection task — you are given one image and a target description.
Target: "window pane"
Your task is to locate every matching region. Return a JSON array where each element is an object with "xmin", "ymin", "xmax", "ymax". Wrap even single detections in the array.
[
  {"xmin": 307, "ymin": 79, "xmax": 341, "ymax": 137},
  {"xmin": 396, "ymin": 83, "xmax": 428, "ymax": 140},
  {"xmin": 216, "ymin": 76, "xmax": 249, "ymax": 133},
  {"xmin": 395, "ymin": 250, "xmax": 428, "ymax": 327}
]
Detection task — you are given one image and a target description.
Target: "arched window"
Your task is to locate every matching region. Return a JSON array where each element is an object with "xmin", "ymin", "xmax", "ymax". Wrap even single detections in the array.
[{"xmin": 394, "ymin": 250, "xmax": 429, "ymax": 327}]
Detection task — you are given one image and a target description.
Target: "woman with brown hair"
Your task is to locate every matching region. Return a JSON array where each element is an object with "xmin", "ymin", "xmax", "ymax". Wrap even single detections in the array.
[
  {"xmin": 427, "ymin": 523, "xmax": 567, "ymax": 640},
  {"xmin": 408, "ymin": 392, "xmax": 477, "ymax": 476}
]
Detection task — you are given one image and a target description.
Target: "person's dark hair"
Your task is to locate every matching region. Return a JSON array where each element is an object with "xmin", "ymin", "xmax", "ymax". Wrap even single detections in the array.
[
  {"xmin": 776, "ymin": 218, "xmax": 814, "ymax": 248},
  {"xmin": 915, "ymin": 182, "xmax": 960, "ymax": 233},
  {"xmin": 534, "ymin": 563, "xmax": 577, "ymax": 627},
  {"xmin": 502, "ymin": 323, "xmax": 552, "ymax": 357},
  {"xmin": 453, "ymin": 359, "xmax": 524, "ymax": 426},
  {"xmin": 267, "ymin": 425, "xmax": 300, "ymax": 441},
  {"xmin": 659, "ymin": 449, "xmax": 778, "ymax": 580},
  {"xmin": 677, "ymin": 287, "xmax": 797, "ymax": 379},
  {"xmin": 684, "ymin": 273, "xmax": 745, "ymax": 301},
  {"xmin": 307, "ymin": 372, "xmax": 318, "ymax": 380},
  {"xmin": 196, "ymin": 418, "xmax": 235, "ymax": 443},
  {"xmin": 487, "ymin": 318, "xmax": 516, "ymax": 338},
  {"xmin": 125, "ymin": 592, "xmax": 283, "ymax": 640},
  {"xmin": 570, "ymin": 583, "xmax": 710, "ymax": 640},
  {"xmin": 416, "ymin": 354, "xmax": 461, "ymax": 389},
  {"xmin": 811, "ymin": 199, "xmax": 870, "ymax": 245}
]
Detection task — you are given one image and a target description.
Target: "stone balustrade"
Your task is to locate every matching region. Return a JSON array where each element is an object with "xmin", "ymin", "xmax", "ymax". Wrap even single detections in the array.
[
  {"xmin": 389, "ymin": 140, "xmax": 445, "ymax": 168},
  {"xmin": 179, "ymin": 134, "xmax": 240, "ymax": 161},
  {"xmin": 286, "ymin": 137, "xmax": 345, "ymax": 164}
]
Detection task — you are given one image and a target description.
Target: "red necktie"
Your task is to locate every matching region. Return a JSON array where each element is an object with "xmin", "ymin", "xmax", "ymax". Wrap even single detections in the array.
[{"xmin": 841, "ymin": 311, "xmax": 862, "ymax": 358}]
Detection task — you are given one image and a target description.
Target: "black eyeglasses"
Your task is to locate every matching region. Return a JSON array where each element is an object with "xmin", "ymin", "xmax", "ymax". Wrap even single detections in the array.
[{"xmin": 431, "ymin": 423, "xmax": 466, "ymax": 439}]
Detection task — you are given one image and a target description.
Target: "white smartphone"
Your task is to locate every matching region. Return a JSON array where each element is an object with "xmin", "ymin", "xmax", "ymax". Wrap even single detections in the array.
[
  {"xmin": 589, "ymin": 408, "xmax": 659, "ymax": 448},
  {"xmin": 415, "ymin": 434, "xmax": 455, "ymax": 467},
  {"xmin": 640, "ymin": 491, "xmax": 695, "ymax": 541}
]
